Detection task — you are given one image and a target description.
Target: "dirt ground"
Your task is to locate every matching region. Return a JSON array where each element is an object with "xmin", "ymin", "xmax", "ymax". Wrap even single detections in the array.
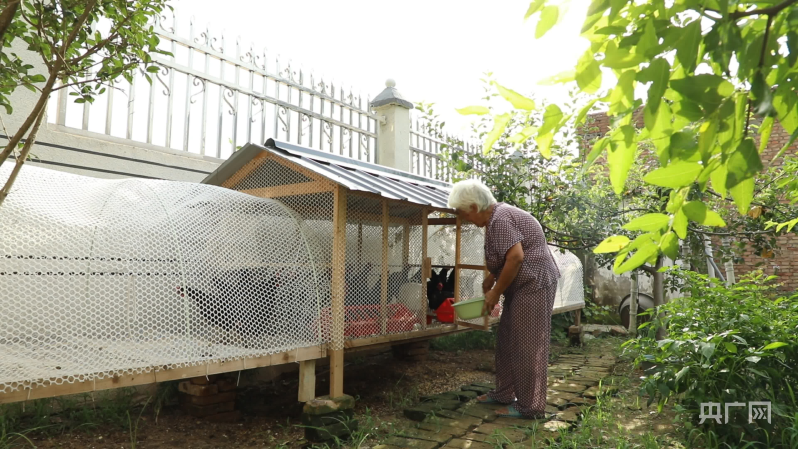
[
  {"xmin": 11, "ymin": 337, "xmax": 685, "ymax": 449},
  {"xmin": 23, "ymin": 346, "xmax": 511, "ymax": 449}
]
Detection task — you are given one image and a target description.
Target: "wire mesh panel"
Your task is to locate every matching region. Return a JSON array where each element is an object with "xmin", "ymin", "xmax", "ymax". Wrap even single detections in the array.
[
  {"xmin": 549, "ymin": 246, "xmax": 585, "ymax": 313},
  {"xmin": 0, "ymin": 164, "xmax": 327, "ymax": 394}
]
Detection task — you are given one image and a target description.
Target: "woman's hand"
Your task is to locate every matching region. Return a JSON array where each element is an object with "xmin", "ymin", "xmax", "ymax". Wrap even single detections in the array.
[
  {"xmin": 482, "ymin": 274, "xmax": 495, "ymax": 294},
  {"xmin": 483, "ymin": 289, "xmax": 500, "ymax": 315}
]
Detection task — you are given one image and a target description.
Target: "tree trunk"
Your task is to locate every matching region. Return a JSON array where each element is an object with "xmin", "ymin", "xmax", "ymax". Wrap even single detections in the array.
[
  {"xmin": 629, "ymin": 271, "xmax": 638, "ymax": 337},
  {"xmin": 652, "ymin": 256, "xmax": 667, "ymax": 340},
  {"xmin": 0, "ymin": 104, "xmax": 46, "ymax": 207},
  {"xmin": 0, "ymin": 1, "xmax": 20, "ymax": 44}
]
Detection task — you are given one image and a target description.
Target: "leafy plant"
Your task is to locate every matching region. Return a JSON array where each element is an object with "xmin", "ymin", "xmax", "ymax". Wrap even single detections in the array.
[
  {"xmin": 458, "ymin": 0, "xmax": 798, "ymax": 275},
  {"xmin": 624, "ymin": 269, "xmax": 798, "ymax": 446},
  {"xmin": 0, "ymin": 0, "xmax": 171, "ymax": 207}
]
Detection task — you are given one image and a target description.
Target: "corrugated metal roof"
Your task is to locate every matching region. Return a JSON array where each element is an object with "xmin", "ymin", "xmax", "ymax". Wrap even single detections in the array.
[{"xmin": 201, "ymin": 139, "xmax": 454, "ymax": 210}]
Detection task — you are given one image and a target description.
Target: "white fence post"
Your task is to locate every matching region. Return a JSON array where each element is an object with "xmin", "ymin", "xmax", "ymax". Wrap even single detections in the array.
[{"xmin": 371, "ymin": 79, "xmax": 413, "ymax": 172}]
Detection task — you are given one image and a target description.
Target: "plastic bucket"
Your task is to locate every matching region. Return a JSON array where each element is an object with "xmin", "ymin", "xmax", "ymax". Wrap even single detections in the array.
[{"xmin": 452, "ymin": 296, "xmax": 486, "ymax": 320}]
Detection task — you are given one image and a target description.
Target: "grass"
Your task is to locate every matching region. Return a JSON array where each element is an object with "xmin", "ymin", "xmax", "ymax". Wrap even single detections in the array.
[{"xmin": 429, "ymin": 327, "xmax": 496, "ymax": 352}]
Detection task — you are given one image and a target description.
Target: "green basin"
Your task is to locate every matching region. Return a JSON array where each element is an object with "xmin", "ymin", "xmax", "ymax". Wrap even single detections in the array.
[{"xmin": 452, "ymin": 296, "xmax": 487, "ymax": 320}]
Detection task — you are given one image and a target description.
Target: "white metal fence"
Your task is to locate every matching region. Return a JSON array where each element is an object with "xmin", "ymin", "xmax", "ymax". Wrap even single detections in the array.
[
  {"xmin": 46, "ymin": 11, "xmax": 378, "ymax": 163},
  {"xmin": 409, "ymin": 115, "xmax": 481, "ymax": 182}
]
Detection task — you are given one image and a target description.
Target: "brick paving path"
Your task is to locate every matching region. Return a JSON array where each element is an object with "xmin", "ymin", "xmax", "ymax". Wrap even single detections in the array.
[{"xmin": 375, "ymin": 350, "xmax": 619, "ymax": 448}]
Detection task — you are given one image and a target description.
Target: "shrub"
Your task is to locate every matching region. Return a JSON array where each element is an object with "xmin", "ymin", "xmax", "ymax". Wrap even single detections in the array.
[{"xmin": 624, "ymin": 269, "xmax": 798, "ymax": 447}]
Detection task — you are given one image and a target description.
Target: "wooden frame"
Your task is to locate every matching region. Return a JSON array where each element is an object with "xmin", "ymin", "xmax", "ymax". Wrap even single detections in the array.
[{"xmin": 329, "ymin": 185, "xmax": 347, "ymax": 399}]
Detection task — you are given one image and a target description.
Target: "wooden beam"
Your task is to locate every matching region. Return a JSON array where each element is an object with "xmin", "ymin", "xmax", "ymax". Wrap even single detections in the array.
[
  {"xmin": 298, "ymin": 360, "xmax": 316, "ymax": 403},
  {"xmin": 221, "ymin": 152, "xmax": 267, "ymax": 188},
  {"xmin": 421, "ymin": 208, "xmax": 429, "ymax": 329},
  {"xmin": 457, "ymin": 264, "xmax": 486, "ymax": 271},
  {"xmin": 574, "ymin": 309, "xmax": 582, "ymax": 327},
  {"xmin": 381, "ymin": 199, "xmax": 389, "ymax": 335},
  {"xmin": 427, "ymin": 218, "xmax": 457, "ymax": 225},
  {"xmin": 342, "ymin": 325, "xmax": 459, "ymax": 348},
  {"xmin": 457, "ymin": 321, "xmax": 492, "ymax": 332},
  {"xmin": 553, "ymin": 303, "xmax": 585, "ymax": 314},
  {"xmin": 0, "ymin": 346, "xmax": 325, "ymax": 405},
  {"xmin": 402, "ymin": 223, "xmax": 410, "ymax": 266},
  {"xmin": 241, "ymin": 181, "xmax": 333, "ymax": 199},
  {"xmin": 330, "ymin": 185, "xmax": 347, "ymax": 399},
  {"xmin": 454, "ymin": 216, "xmax": 461, "ymax": 303}
]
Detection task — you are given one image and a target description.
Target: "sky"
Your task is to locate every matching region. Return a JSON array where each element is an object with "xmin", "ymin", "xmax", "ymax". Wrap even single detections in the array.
[{"xmin": 172, "ymin": 0, "xmax": 604, "ymax": 134}]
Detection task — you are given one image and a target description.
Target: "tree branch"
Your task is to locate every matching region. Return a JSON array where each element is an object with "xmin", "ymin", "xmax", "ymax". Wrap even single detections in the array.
[
  {"xmin": 0, "ymin": 0, "xmax": 20, "ymax": 44},
  {"xmin": 728, "ymin": 0, "xmax": 798, "ymax": 19},
  {"xmin": 687, "ymin": 226, "xmax": 774, "ymax": 236},
  {"xmin": 0, "ymin": 105, "xmax": 46, "ymax": 208}
]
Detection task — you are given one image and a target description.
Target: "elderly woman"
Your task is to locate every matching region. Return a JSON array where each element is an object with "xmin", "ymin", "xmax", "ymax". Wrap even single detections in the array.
[{"xmin": 448, "ymin": 179, "xmax": 560, "ymax": 419}]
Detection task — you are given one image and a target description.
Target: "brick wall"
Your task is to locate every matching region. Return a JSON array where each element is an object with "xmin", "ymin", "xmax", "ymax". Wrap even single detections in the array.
[{"xmin": 585, "ymin": 111, "xmax": 798, "ymax": 292}]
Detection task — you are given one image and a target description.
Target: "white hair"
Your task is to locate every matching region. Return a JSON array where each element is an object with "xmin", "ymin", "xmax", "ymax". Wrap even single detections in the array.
[{"xmin": 447, "ymin": 179, "xmax": 496, "ymax": 212}]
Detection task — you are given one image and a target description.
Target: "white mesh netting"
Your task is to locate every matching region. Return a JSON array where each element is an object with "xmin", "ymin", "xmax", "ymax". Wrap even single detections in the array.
[
  {"xmin": 0, "ymin": 164, "xmax": 327, "ymax": 394},
  {"xmin": 549, "ymin": 245, "xmax": 585, "ymax": 312}
]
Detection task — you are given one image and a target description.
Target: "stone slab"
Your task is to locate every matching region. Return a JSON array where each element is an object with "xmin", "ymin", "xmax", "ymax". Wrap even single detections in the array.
[
  {"xmin": 452, "ymin": 390, "xmax": 479, "ymax": 402},
  {"xmin": 568, "ymin": 397, "xmax": 596, "ymax": 406},
  {"xmin": 303, "ymin": 394, "xmax": 355, "ymax": 415},
  {"xmin": 583, "ymin": 385, "xmax": 619, "ymax": 398},
  {"xmin": 415, "ymin": 422, "xmax": 466, "ymax": 436},
  {"xmin": 555, "ymin": 408, "xmax": 580, "ymax": 423},
  {"xmin": 542, "ymin": 420, "xmax": 571, "ymax": 432},
  {"xmin": 302, "ymin": 409, "xmax": 354, "ymax": 427},
  {"xmin": 435, "ymin": 410, "xmax": 484, "ymax": 426},
  {"xmin": 395, "ymin": 428, "xmax": 452, "ymax": 443},
  {"xmin": 421, "ymin": 392, "xmax": 461, "ymax": 403},
  {"xmin": 445, "ymin": 439, "xmax": 494, "ymax": 449},
  {"xmin": 459, "ymin": 406, "xmax": 497, "ymax": 422},
  {"xmin": 549, "ymin": 383, "xmax": 587, "ymax": 394},
  {"xmin": 461, "ymin": 385, "xmax": 492, "ymax": 395},
  {"xmin": 493, "ymin": 416, "xmax": 550, "ymax": 428},
  {"xmin": 546, "ymin": 397, "xmax": 570, "ymax": 408},
  {"xmin": 472, "ymin": 423, "xmax": 527, "ymax": 442},
  {"xmin": 471, "ymin": 382, "xmax": 496, "ymax": 390},
  {"xmin": 404, "ymin": 401, "xmax": 462, "ymax": 421},
  {"xmin": 383, "ymin": 437, "xmax": 438, "ymax": 449},
  {"xmin": 422, "ymin": 415, "xmax": 477, "ymax": 430}
]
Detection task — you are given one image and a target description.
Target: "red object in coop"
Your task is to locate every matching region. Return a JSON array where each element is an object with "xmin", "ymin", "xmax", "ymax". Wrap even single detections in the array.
[
  {"xmin": 435, "ymin": 297, "xmax": 455, "ymax": 323},
  {"xmin": 314, "ymin": 303, "xmax": 421, "ymax": 339}
]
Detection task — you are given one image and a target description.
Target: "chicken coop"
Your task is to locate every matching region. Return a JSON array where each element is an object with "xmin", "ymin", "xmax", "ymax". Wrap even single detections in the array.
[{"xmin": 0, "ymin": 139, "xmax": 584, "ymax": 404}]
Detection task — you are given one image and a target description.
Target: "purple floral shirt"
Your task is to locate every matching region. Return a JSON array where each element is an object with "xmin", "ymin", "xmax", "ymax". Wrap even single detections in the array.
[{"xmin": 485, "ymin": 203, "xmax": 560, "ymax": 296}]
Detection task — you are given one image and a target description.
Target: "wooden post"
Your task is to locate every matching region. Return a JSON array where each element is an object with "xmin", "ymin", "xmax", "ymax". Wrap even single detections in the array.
[
  {"xmin": 402, "ymin": 223, "xmax": 410, "ymax": 266},
  {"xmin": 330, "ymin": 185, "xmax": 347, "ymax": 398},
  {"xmin": 298, "ymin": 360, "xmax": 316, "ymax": 402},
  {"xmin": 421, "ymin": 208, "xmax": 429, "ymax": 329},
  {"xmin": 454, "ymin": 216, "xmax": 461, "ymax": 303},
  {"xmin": 381, "ymin": 200, "xmax": 389, "ymax": 334}
]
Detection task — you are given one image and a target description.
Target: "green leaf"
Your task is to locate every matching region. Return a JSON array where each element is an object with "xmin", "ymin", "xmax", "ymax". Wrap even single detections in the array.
[
  {"xmin": 608, "ymin": 70, "xmax": 636, "ymax": 116},
  {"xmin": 759, "ymin": 116, "xmax": 774, "ymax": 154},
  {"xmin": 576, "ymin": 49, "xmax": 602, "ymax": 94},
  {"xmin": 673, "ymin": 209, "xmax": 688, "ymax": 238},
  {"xmin": 788, "ymin": 30, "xmax": 798, "ymax": 68},
  {"xmin": 535, "ymin": 6, "xmax": 559, "ymax": 39},
  {"xmin": 729, "ymin": 177, "xmax": 755, "ymax": 215},
  {"xmin": 494, "ymin": 82, "xmax": 536, "ymax": 110},
  {"xmin": 762, "ymin": 342, "xmax": 788, "ymax": 351},
  {"xmin": 581, "ymin": 137, "xmax": 609, "ymax": 174},
  {"xmin": 637, "ymin": 19, "xmax": 659, "ymax": 58},
  {"xmin": 525, "ymin": 0, "xmax": 546, "ymax": 19},
  {"xmin": 725, "ymin": 139, "xmax": 763, "ymax": 188},
  {"xmin": 659, "ymin": 232, "xmax": 679, "ymax": 260},
  {"xmin": 483, "ymin": 113, "xmax": 512, "ymax": 155},
  {"xmin": 683, "ymin": 201, "xmax": 726, "ymax": 227},
  {"xmin": 643, "ymin": 162, "xmax": 702, "ymax": 188},
  {"xmin": 603, "ymin": 44, "xmax": 646, "ymax": 69},
  {"xmin": 539, "ymin": 69, "xmax": 576, "ymax": 85},
  {"xmin": 594, "ymin": 235, "xmax": 631, "ymax": 254},
  {"xmin": 574, "ymin": 99, "xmax": 598, "ymax": 126},
  {"xmin": 698, "ymin": 116, "xmax": 718, "ymax": 162},
  {"xmin": 536, "ymin": 104, "xmax": 563, "ymax": 159},
  {"xmin": 645, "ymin": 100, "xmax": 673, "ymax": 164},
  {"xmin": 674, "ymin": 20, "xmax": 701, "ymax": 73},
  {"xmin": 507, "ymin": 126, "xmax": 539, "ymax": 144},
  {"xmin": 670, "ymin": 75, "xmax": 734, "ymax": 115},
  {"xmin": 701, "ymin": 343, "xmax": 716, "ymax": 360},
  {"xmin": 724, "ymin": 342, "xmax": 738, "ymax": 354},
  {"xmin": 774, "ymin": 84, "xmax": 798, "ymax": 134},
  {"xmin": 615, "ymin": 240, "xmax": 659, "ymax": 274},
  {"xmin": 746, "ymin": 356, "xmax": 761, "ymax": 364},
  {"xmin": 622, "ymin": 213, "xmax": 670, "ymax": 232},
  {"xmin": 710, "ymin": 162, "xmax": 727, "ymax": 199},
  {"xmin": 456, "ymin": 106, "xmax": 490, "ymax": 116},
  {"xmin": 607, "ymin": 125, "xmax": 637, "ymax": 194},
  {"xmin": 751, "ymin": 72, "xmax": 775, "ymax": 117},
  {"xmin": 675, "ymin": 366, "xmax": 689, "ymax": 383},
  {"xmin": 638, "ymin": 58, "xmax": 670, "ymax": 115}
]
